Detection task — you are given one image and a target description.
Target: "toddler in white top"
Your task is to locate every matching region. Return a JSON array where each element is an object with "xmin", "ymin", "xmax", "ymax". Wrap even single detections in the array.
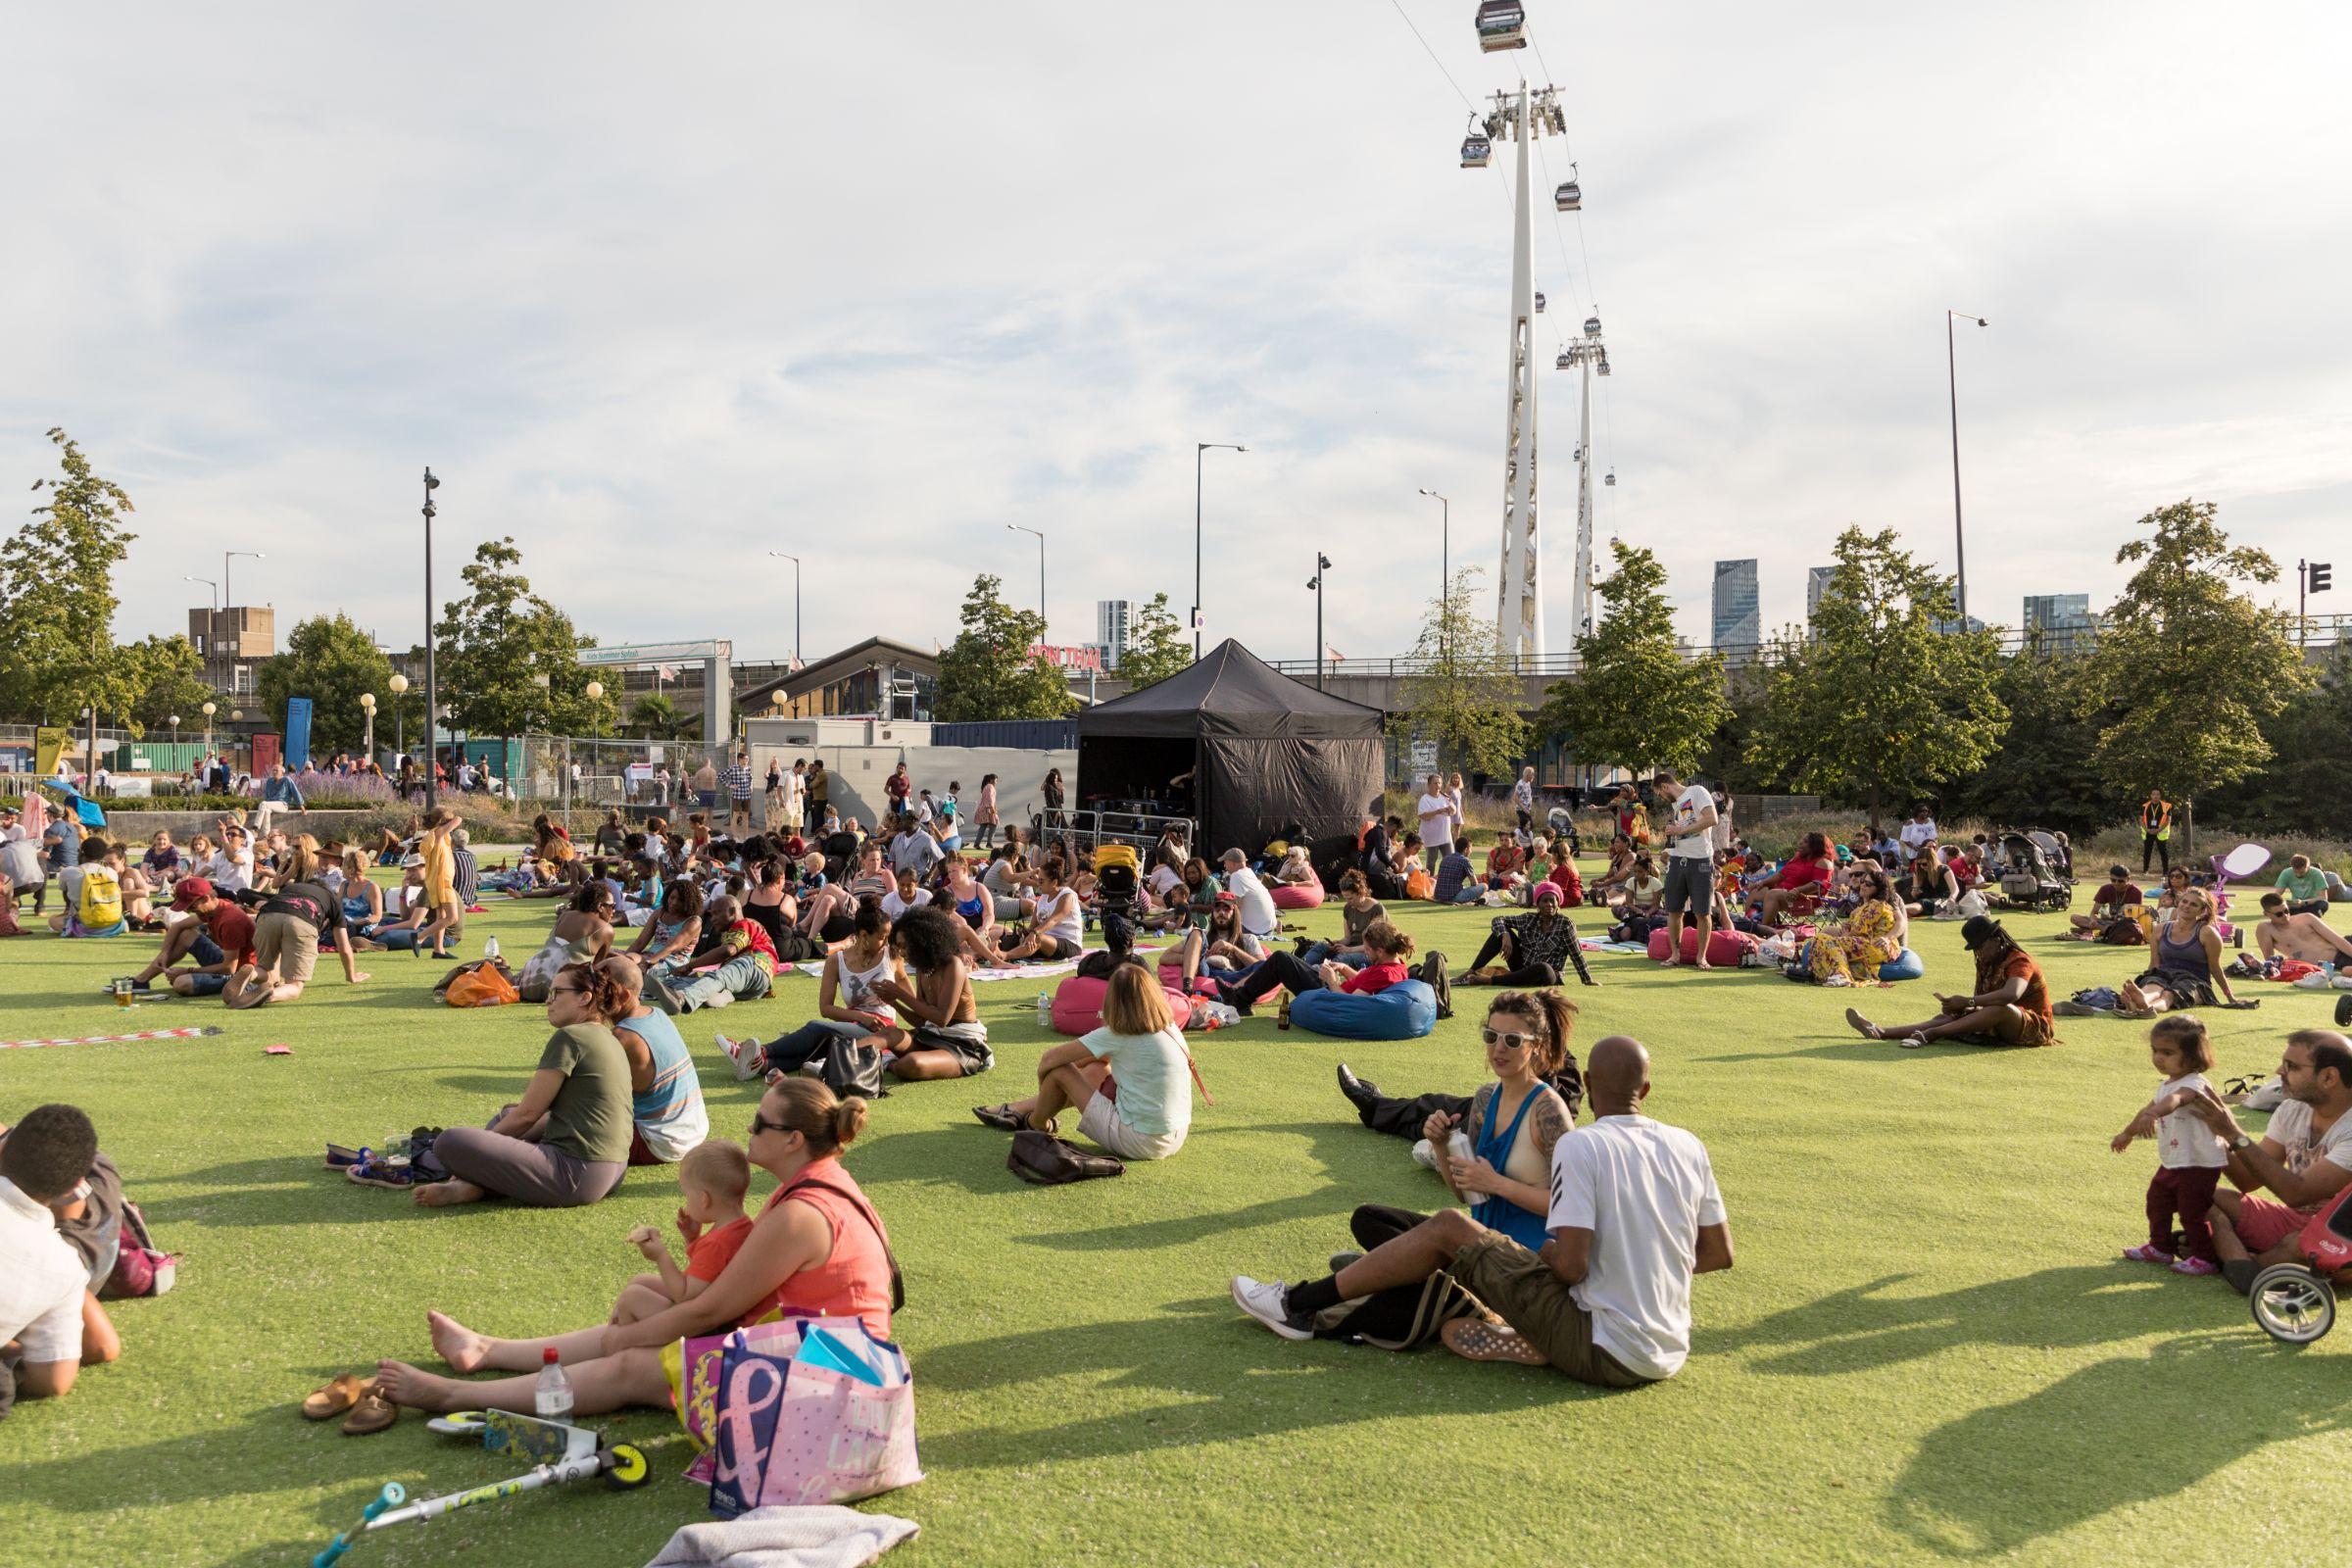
[{"xmin": 2111, "ymin": 1015, "xmax": 2230, "ymax": 1276}]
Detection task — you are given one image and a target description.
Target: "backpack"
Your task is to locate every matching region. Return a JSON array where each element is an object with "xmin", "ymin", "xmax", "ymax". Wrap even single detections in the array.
[
  {"xmin": 78, "ymin": 864, "xmax": 123, "ymax": 928},
  {"xmin": 445, "ymin": 965, "xmax": 520, "ymax": 1007},
  {"xmin": 1310, "ymin": 1270, "xmax": 1486, "ymax": 1350},
  {"xmin": 1415, "ymin": 951, "xmax": 1453, "ymax": 1020},
  {"xmin": 1007, "ymin": 1130, "xmax": 1124, "ymax": 1185},
  {"xmin": 101, "ymin": 1199, "xmax": 177, "ymax": 1298}
]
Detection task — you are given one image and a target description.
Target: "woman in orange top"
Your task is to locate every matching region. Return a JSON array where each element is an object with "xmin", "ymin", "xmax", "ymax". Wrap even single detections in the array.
[{"xmin": 373, "ymin": 1079, "xmax": 896, "ymax": 1416}]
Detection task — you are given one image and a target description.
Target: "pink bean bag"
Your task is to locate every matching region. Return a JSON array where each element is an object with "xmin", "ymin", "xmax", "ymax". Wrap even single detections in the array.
[
  {"xmin": 1156, "ymin": 961, "xmax": 1224, "ymax": 1001},
  {"xmin": 1053, "ymin": 973, "xmax": 1195, "ymax": 1036},
  {"xmin": 1645, "ymin": 926, "xmax": 1757, "ymax": 967},
  {"xmin": 1270, "ymin": 876, "xmax": 1325, "ymax": 910}
]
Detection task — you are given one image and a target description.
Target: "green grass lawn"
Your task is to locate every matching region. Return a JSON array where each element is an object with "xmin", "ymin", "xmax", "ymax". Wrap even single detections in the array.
[{"xmin": 3, "ymin": 871, "xmax": 2347, "ymax": 1567}]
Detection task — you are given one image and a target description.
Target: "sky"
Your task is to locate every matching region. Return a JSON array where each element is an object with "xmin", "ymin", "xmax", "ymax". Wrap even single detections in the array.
[{"xmin": 7, "ymin": 2, "xmax": 2350, "ymax": 668}]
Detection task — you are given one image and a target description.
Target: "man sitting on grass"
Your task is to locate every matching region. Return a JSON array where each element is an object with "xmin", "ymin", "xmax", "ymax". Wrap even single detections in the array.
[
  {"xmin": 2276, "ymin": 855, "xmax": 2332, "ymax": 917},
  {"xmin": 2179, "ymin": 1030, "xmax": 2352, "ymax": 1293},
  {"xmin": 0, "ymin": 1104, "xmax": 103, "ymax": 1414},
  {"xmin": 1844, "ymin": 914, "xmax": 2056, "ymax": 1049},
  {"xmin": 2254, "ymin": 894, "xmax": 2352, "ymax": 967},
  {"xmin": 120, "ymin": 878, "xmax": 255, "ymax": 998},
  {"xmin": 1232, "ymin": 1037, "xmax": 1732, "ymax": 1387}
]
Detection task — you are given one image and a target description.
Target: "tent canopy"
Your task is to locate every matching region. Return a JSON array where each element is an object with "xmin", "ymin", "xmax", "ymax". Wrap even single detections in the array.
[{"xmin": 1077, "ymin": 640, "xmax": 1384, "ymax": 858}]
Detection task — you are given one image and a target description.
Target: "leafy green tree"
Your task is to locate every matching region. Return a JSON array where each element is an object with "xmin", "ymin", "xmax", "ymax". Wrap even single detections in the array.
[
  {"xmin": 627, "ymin": 692, "xmax": 699, "ymax": 741},
  {"xmin": 935, "ymin": 573, "xmax": 1074, "ymax": 722},
  {"xmin": 2201, "ymin": 646, "xmax": 2352, "ymax": 836},
  {"xmin": 1943, "ymin": 652, "xmax": 2117, "ymax": 837},
  {"xmin": 1392, "ymin": 566, "xmax": 1528, "ymax": 777},
  {"xmin": 1537, "ymin": 541, "xmax": 1728, "ymax": 777},
  {"xmin": 2081, "ymin": 499, "xmax": 2310, "ymax": 809},
  {"xmin": 122, "ymin": 636, "xmax": 218, "ymax": 734},
  {"xmin": 431, "ymin": 538, "xmax": 603, "ymax": 740},
  {"xmin": 1743, "ymin": 527, "xmax": 2009, "ymax": 825},
  {"xmin": 1114, "ymin": 592, "xmax": 1192, "ymax": 690},
  {"xmin": 257, "ymin": 614, "xmax": 401, "ymax": 755},
  {"xmin": 0, "ymin": 428, "xmax": 139, "ymax": 726}
]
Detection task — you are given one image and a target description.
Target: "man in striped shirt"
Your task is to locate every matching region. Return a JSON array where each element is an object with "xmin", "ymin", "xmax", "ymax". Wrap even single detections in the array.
[{"xmin": 723, "ymin": 750, "xmax": 755, "ymax": 834}]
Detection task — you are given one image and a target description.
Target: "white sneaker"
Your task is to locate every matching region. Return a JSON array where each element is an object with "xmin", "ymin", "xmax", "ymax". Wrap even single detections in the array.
[
  {"xmin": 717, "ymin": 1034, "xmax": 763, "ymax": 1082},
  {"xmin": 705, "ymin": 990, "xmax": 732, "ymax": 1009},
  {"xmin": 1411, "ymin": 1138, "xmax": 1439, "ymax": 1171},
  {"xmin": 1231, "ymin": 1276, "xmax": 1313, "ymax": 1341}
]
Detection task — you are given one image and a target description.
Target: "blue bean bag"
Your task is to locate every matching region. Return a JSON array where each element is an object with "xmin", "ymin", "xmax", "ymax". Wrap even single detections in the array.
[
  {"xmin": 1288, "ymin": 979, "xmax": 1439, "ymax": 1041},
  {"xmin": 1879, "ymin": 948, "xmax": 1924, "ymax": 983}
]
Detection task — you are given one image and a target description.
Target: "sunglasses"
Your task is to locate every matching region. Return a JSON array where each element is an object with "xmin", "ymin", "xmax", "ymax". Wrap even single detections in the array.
[
  {"xmin": 1481, "ymin": 1026, "xmax": 1542, "ymax": 1052},
  {"xmin": 748, "ymin": 1111, "xmax": 790, "ymax": 1138}
]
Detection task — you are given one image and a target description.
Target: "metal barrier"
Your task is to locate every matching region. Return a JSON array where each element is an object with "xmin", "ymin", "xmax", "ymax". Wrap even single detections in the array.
[{"xmin": 1036, "ymin": 807, "xmax": 1196, "ymax": 864}]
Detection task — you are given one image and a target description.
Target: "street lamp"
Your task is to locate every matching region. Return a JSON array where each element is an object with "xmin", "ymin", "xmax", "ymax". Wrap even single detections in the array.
[
  {"xmin": 1005, "ymin": 525, "xmax": 1047, "ymax": 634},
  {"xmin": 421, "ymin": 467, "xmax": 440, "ymax": 812},
  {"xmin": 1945, "ymin": 311, "xmax": 1987, "ymax": 623},
  {"xmin": 584, "ymin": 679, "xmax": 604, "ymax": 741},
  {"xmin": 184, "ymin": 575, "xmax": 220, "ymax": 687},
  {"xmin": 1195, "ymin": 442, "xmax": 1247, "ymax": 659},
  {"xmin": 223, "ymin": 551, "xmax": 264, "ymax": 692},
  {"xmin": 389, "ymin": 673, "xmax": 409, "ymax": 761},
  {"xmin": 765, "ymin": 553, "xmax": 802, "ymax": 665},
  {"xmin": 201, "ymin": 700, "xmax": 217, "ymax": 753},
  {"xmin": 1417, "ymin": 488, "xmax": 1449, "ymax": 654},
  {"xmin": 1306, "ymin": 553, "xmax": 1332, "ymax": 691},
  {"xmin": 360, "ymin": 691, "xmax": 376, "ymax": 762}
]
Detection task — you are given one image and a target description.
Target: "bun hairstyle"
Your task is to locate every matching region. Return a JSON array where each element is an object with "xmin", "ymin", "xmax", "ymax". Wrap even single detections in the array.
[
  {"xmin": 1489, "ymin": 989, "xmax": 1580, "ymax": 1076},
  {"xmin": 1361, "ymin": 917, "xmax": 1416, "ymax": 961},
  {"xmin": 554, "ymin": 959, "xmax": 630, "ymax": 1022},
  {"xmin": 765, "ymin": 1076, "xmax": 869, "ymax": 1157},
  {"xmin": 1339, "ymin": 869, "xmax": 1369, "ymax": 897}
]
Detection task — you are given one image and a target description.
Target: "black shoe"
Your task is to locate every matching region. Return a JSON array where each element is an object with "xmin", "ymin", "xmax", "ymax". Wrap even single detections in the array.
[
  {"xmin": 2222, "ymin": 1258, "xmax": 2258, "ymax": 1296},
  {"xmin": 2337, "ymin": 994, "xmax": 2352, "ymax": 1030},
  {"xmin": 1337, "ymin": 1062, "xmax": 1381, "ymax": 1112}
]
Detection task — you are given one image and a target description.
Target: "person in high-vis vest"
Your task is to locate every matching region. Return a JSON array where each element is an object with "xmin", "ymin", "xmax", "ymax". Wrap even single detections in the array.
[
  {"xmin": 49, "ymin": 841, "xmax": 128, "ymax": 938},
  {"xmin": 2139, "ymin": 789, "xmax": 2176, "ymax": 874}
]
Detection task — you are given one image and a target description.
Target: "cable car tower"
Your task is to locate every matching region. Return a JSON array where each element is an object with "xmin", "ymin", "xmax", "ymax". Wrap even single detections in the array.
[
  {"xmin": 1557, "ymin": 317, "xmax": 1609, "ymax": 639},
  {"xmin": 1486, "ymin": 83, "xmax": 1567, "ymax": 660}
]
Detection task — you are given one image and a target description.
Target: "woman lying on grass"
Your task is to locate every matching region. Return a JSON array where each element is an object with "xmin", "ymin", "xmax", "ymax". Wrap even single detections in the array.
[{"xmin": 374, "ymin": 1080, "xmax": 894, "ymax": 1416}]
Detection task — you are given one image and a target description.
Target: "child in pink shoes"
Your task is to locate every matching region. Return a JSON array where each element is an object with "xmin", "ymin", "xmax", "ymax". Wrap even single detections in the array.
[{"xmin": 2112, "ymin": 1015, "xmax": 2230, "ymax": 1276}]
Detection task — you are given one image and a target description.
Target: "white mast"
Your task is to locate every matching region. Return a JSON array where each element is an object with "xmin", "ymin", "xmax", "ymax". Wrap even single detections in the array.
[{"xmin": 1496, "ymin": 87, "xmax": 1542, "ymax": 658}]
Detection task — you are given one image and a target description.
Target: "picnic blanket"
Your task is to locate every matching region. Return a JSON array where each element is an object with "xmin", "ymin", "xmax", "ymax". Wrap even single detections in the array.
[
  {"xmin": 1, "ymin": 1025, "xmax": 224, "ymax": 1052},
  {"xmin": 789, "ymin": 945, "xmax": 1168, "ymax": 986}
]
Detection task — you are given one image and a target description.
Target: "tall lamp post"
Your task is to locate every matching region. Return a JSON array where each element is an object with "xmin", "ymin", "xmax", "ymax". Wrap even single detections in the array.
[
  {"xmin": 765, "ymin": 552, "xmax": 803, "ymax": 664},
  {"xmin": 1306, "ymin": 553, "xmax": 1332, "ymax": 691},
  {"xmin": 184, "ymin": 575, "xmax": 219, "ymax": 687},
  {"xmin": 201, "ymin": 701, "xmax": 217, "ymax": 757},
  {"xmin": 1005, "ymin": 525, "xmax": 1047, "ymax": 634},
  {"xmin": 1194, "ymin": 442, "xmax": 1247, "ymax": 659},
  {"xmin": 389, "ymin": 673, "xmax": 409, "ymax": 763},
  {"xmin": 1945, "ymin": 311, "xmax": 1986, "ymax": 623},
  {"xmin": 421, "ymin": 468, "xmax": 440, "ymax": 812},
  {"xmin": 360, "ymin": 692, "xmax": 376, "ymax": 763},
  {"xmin": 224, "ymin": 550, "xmax": 264, "ymax": 695},
  {"xmin": 1417, "ymin": 487, "xmax": 1449, "ymax": 655}
]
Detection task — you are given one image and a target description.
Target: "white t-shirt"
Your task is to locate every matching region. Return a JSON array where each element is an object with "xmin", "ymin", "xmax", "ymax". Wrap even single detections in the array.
[
  {"xmin": 1667, "ymin": 784, "xmax": 1716, "ymax": 861},
  {"xmin": 1, "ymin": 825, "xmax": 41, "ymax": 887},
  {"xmin": 0, "ymin": 1177, "xmax": 88, "ymax": 1366},
  {"xmin": 1224, "ymin": 864, "xmax": 1279, "ymax": 938},
  {"xmin": 1512, "ymin": 778, "xmax": 1534, "ymax": 811},
  {"xmin": 204, "ymin": 848, "xmax": 254, "ymax": 894},
  {"xmin": 2264, "ymin": 1099, "xmax": 2352, "ymax": 1186},
  {"xmin": 880, "ymin": 887, "xmax": 932, "ymax": 921},
  {"xmin": 1416, "ymin": 793, "xmax": 1454, "ymax": 850},
  {"xmin": 1146, "ymin": 864, "xmax": 1184, "ymax": 900},
  {"xmin": 1545, "ymin": 1114, "xmax": 1727, "ymax": 1382},
  {"xmin": 1898, "ymin": 819, "xmax": 1938, "ymax": 852},
  {"xmin": 1037, "ymin": 886, "xmax": 1084, "ymax": 948},
  {"xmin": 2153, "ymin": 1072, "xmax": 2230, "ymax": 1170}
]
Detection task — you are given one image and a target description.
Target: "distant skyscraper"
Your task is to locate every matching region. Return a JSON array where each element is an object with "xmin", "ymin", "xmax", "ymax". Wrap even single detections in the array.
[
  {"xmin": 1806, "ymin": 565, "xmax": 1838, "ymax": 623},
  {"xmin": 1095, "ymin": 599, "xmax": 1132, "ymax": 669},
  {"xmin": 2023, "ymin": 592, "xmax": 2099, "ymax": 652},
  {"xmin": 1712, "ymin": 560, "xmax": 1760, "ymax": 654}
]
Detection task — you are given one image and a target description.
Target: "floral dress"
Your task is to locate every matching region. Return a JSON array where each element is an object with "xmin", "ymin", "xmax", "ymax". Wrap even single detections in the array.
[{"xmin": 1808, "ymin": 900, "xmax": 1902, "ymax": 986}]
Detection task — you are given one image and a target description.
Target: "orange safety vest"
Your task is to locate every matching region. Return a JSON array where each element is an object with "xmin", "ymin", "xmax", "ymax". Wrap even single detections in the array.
[{"xmin": 2141, "ymin": 800, "xmax": 2174, "ymax": 839}]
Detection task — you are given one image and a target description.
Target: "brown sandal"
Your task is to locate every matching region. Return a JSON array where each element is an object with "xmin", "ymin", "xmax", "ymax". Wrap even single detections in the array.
[
  {"xmin": 341, "ymin": 1387, "xmax": 399, "ymax": 1436},
  {"xmin": 301, "ymin": 1373, "xmax": 372, "ymax": 1421},
  {"xmin": 1442, "ymin": 1317, "xmax": 1549, "ymax": 1366}
]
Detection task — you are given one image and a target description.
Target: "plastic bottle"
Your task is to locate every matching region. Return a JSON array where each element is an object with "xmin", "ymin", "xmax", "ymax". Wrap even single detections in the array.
[
  {"xmin": 1036, "ymin": 992, "xmax": 1054, "ymax": 1023},
  {"xmin": 484, "ymin": 936, "xmax": 501, "ymax": 962},
  {"xmin": 1447, "ymin": 1131, "xmax": 1476, "ymax": 1171},
  {"xmin": 535, "ymin": 1348, "xmax": 573, "ymax": 1420}
]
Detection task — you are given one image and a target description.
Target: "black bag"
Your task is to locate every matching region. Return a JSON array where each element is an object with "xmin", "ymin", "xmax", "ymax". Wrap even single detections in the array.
[
  {"xmin": 803, "ymin": 1040, "xmax": 890, "ymax": 1101},
  {"xmin": 1007, "ymin": 1129, "xmax": 1124, "ymax": 1185},
  {"xmin": 1416, "ymin": 950, "xmax": 1452, "ymax": 1020},
  {"xmin": 1311, "ymin": 1270, "xmax": 1486, "ymax": 1350}
]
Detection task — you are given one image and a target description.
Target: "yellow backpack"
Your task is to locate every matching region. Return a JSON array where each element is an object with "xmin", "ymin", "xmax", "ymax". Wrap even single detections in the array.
[{"xmin": 78, "ymin": 863, "xmax": 123, "ymax": 928}]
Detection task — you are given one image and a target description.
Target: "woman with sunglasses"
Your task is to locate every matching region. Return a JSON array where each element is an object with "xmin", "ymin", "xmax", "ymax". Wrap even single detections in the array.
[
  {"xmin": 1413, "ymin": 993, "xmax": 1580, "ymax": 1248},
  {"xmin": 514, "ymin": 883, "xmax": 618, "ymax": 1004},
  {"xmin": 410, "ymin": 961, "xmax": 636, "ymax": 1209},
  {"xmin": 376, "ymin": 1079, "xmax": 893, "ymax": 1416}
]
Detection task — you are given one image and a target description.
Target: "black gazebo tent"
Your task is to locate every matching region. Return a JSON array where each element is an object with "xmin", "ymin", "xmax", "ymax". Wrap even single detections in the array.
[{"xmin": 1076, "ymin": 639, "xmax": 1385, "ymax": 858}]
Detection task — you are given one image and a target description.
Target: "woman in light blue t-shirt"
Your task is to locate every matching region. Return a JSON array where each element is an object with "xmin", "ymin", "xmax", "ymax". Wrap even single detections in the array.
[{"xmin": 972, "ymin": 965, "xmax": 1193, "ymax": 1160}]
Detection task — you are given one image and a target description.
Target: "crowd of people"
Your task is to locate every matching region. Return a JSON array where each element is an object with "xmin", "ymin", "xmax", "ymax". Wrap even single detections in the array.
[{"xmin": 9, "ymin": 761, "xmax": 2352, "ymax": 1449}]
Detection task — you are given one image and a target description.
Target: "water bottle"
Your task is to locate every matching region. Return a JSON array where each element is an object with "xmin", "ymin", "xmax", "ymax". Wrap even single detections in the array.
[
  {"xmin": 1036, "ymin": 992, "xmax": 1054, "ymax": 1024},
  {"xmin": 1447, "ymin": 1131, "xmax": 1476, "ymax": 1172},
  {"xmin": 483, "ymin": 936, "xmax": 501, "ymax": 962},
  {"xmin": 535, "ymin": 1348, "xmax": 573, "ymax": 1420}
]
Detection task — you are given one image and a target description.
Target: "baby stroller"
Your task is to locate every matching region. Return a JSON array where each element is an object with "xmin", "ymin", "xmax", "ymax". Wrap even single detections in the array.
[
  {"xmin": 2249, "ymin": 1184, "xmax": 2352, "ymax": 1343},
  {"xmin": 1997, "ymin": 831, "xmax": 2073, "ymax": 912}
]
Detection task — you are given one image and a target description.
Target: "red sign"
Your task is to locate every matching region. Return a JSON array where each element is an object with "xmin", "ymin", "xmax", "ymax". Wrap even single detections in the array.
[{"xmin": 1028, "ymin": 644, "xmax": 1104, "ymax": 672}]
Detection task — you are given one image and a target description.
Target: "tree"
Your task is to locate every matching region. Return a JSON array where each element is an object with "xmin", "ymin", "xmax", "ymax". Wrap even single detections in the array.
[
  {"xmin": 934, "ymin": 573, "xmax": 1074, "ymax": 723},
  {"xmin": 2201, "ymin": 647, "xmax": 2352, "ymax": 836},
  {"xmin": 431, "ymin": 538, "xmax": 603, "ymax": 741},
  {"xmin": 1537, "ymin": 541, "xmax": 1729, "ymax": 777},
  {"xmin": 1114, "ymin": 592, "xmax": 1192, "ymax": 690},
  {"xmin": 122, "ymin": 636, "xmax": 217, "ymax": 735},
  {"xmin": 0, "ymin": 428, "xmax": 139, "ymax": 726},
  {"xmin": 2081, "ymin": 498, "xmax": 2310, "ymax": 810},
  {"xmin": 1743, "ymin": 526, "xmax": 2009, "ymax": 825},
  {"xmin": 1392, "ymin": 566, "xmax": 1528, "ymax": 777},
  {"xmin": 627, "ymin": 693, "xmax": 699, "ymax": 741},
  {"xmin": 1942, "ymin": 652, "xmax": 2117, "ymax": 837},
  {"xmin": 257, "ymin": 614, "xmax": 401, "ymax": 756}
]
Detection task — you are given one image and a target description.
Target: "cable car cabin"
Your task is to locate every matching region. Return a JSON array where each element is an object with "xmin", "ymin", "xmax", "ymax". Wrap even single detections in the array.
[
  {"xmin": 1554, "ymin": 179, "xmax": 1581, "ymax": 212},
  {"xmin": 1604, "ymin": 470, "xmax": 1617, "ymax": 486},
  {"xmin": 1556, "ymin": 349, "xmax": 1572, "ymax": 369},
  {"xmin": 1583, "ymin": 315, "xmax": 1602, "ymax": 337},
  {"xmin": 1475, "ymin": 0, "xmax": 1527, "ymax": 51},
  {"xmin": 1534, "ymin": 291, "xmax": 1545, "ymax": 313},
  {"xmin": 1460, "ymin": 131, "xmax": 1493, "ymax": 169}
]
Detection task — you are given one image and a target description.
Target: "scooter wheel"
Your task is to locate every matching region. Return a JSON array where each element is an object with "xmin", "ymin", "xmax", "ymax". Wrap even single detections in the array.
[
  {"xmin": 602, "ymin": 1443, "xmax": 652, "ymax": 1489},
  {"xmin": 2250, "ymin": 1264, "xmax": 2335, "ymax": 1344}
]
